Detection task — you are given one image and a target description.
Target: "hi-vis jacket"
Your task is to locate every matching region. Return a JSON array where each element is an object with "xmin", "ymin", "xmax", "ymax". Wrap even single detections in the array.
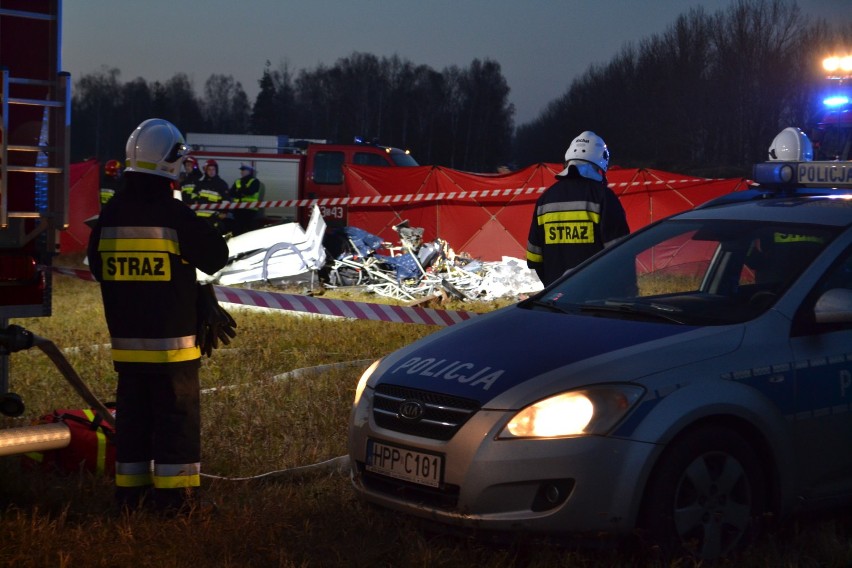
[
  {"xmin": 230, "ymin": 176, "xmax": 262, "ymax": 203},
  {"xmin": 187, "ymin": 174, "xmax": 229, "ymax": 218},
  {"xmin": 87, "ymin": 182, "xmax": 229, "ymax": 372},
  {"xmin": 178, "ymin": 169, "xmax": 202, "ymax": 203},
  {"xmin": 526, "ymin": 173, "xmax": 629, "ymax": 287},
  {"xmin": 99, "ymin": 175, "xmax": 123, "ymax": 207}
]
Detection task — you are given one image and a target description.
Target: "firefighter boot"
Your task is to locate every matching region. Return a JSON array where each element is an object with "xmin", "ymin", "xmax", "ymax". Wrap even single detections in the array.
[
  {"xmin": 114, "ymin": 485, "xmax": 154, "ymax": 512},
  {"xmin": 153, "ymin": 487, "xmax": 217, "ymax": 517}
]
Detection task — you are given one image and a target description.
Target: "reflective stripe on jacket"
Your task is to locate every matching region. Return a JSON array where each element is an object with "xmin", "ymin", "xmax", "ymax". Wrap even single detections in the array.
[
  {"xmin": 87, "ymin": 180, "xmax": 229, "ymax": 373},
  {"xmin": 526, "ymin": 174, "xmax": 629, "ymax": 287}
]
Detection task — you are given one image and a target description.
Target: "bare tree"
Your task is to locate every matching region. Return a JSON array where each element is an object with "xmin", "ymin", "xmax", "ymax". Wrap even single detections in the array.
[
  {"xmin": 157, "ymin": 73, "xmax": 205, "ymax": 134},
  {"xmin": 706, "ymin": 0, "xmax": 806, "ymax": 165},
  {"xmin": 293, "ymin": 64, "xmax": 339, "ymax": 141},
  {"xmin": 515, "ymin": 0, "xmax": 849, "ymax": 175},
  {"xmin": 202, "ymin": 74, "xmax": 250, "ymax": 133},
  {"xmin": 71, "ymin": 66, "xmax": 122, "ymax": 161}
]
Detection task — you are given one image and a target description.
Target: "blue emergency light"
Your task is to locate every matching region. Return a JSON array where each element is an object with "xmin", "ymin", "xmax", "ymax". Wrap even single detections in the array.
[
  {"xmin": 824, "ymin": 95, "xmax": 850, "ymax": 108},
  {"xmin": 752, "ymin": 162, "xmax": 797, "ymax": 184}
]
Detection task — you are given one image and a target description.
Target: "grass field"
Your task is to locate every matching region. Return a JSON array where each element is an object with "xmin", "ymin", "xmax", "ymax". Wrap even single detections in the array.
[{"xmin": 0, "ymin": 255, "xmax": 850, "ymax": 567}]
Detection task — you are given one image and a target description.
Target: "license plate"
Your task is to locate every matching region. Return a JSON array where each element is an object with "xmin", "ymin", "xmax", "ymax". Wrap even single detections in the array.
[{"xmin": 366, "ymin": 439, "xmax": 443, "ymax": 488}]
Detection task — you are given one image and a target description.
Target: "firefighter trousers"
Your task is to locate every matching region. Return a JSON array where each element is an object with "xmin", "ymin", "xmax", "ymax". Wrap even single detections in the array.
[{"xmin": 114, "ymin": 367, "xmax": 202, "ymax": 509}]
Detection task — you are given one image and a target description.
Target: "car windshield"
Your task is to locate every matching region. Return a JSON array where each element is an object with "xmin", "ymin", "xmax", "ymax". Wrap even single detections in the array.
[
  {"xmin": 390, "ymin": 150, "xmax": 419, "ymax": 167},
  {"xmin": 526, "ymin": 218, "xmax": 839, "ymax": 325}
]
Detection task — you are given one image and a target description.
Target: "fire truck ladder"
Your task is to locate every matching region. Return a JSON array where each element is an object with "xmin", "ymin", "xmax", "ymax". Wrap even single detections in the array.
[
  {"xmin": 0, "ymin": 4, "xmax": 71, "ymax": 416},
  {"xmin": 0, "ymin": 68, "xmax": 70, "ymax": 230}
]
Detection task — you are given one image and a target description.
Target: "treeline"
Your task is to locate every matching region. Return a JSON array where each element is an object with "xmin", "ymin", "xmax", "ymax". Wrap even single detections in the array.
[
  {"xmin": 71, "ymin": 0, "xmax": 849, "ymax": 176},
  {"xmin": 71, "ymin": 55, "xmax": 513, "ymax": 173},
  {"xmin": 516, "ymin": 1, "xmax": 851, "ymax": 176}
]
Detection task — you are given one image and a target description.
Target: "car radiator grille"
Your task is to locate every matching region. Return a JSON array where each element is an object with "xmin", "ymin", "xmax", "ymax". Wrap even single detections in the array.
[{"xmin": 372, "ymin": 384, "xmax": 480, "ymax": 441}]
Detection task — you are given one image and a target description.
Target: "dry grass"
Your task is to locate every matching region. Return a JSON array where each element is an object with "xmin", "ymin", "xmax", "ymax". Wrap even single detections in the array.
[{"xmin": 0, "ymin": 255, "xmax": 850, "ymax": 567}]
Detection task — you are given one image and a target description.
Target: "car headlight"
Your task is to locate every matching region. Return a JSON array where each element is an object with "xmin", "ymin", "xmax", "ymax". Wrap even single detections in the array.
[
  {"xmin": 353, "ymin": 359, "xmax": 381, "ymax": 406},
  {"xmin": 499, "ymin": 384, "xmax": 644, "ymax": 439}
]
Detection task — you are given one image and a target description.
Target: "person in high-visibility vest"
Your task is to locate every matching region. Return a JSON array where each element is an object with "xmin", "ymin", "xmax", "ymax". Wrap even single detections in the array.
[
  {"xmin": 100, "ymin": 159, "xmax": 124, "ymax": 207},
  {"xmin": 188, "ymin": 159, "xmax": 230, "ymax": 234},
  {"xmin": 228, "ymin": 163, "xmax": 264, "ymax": 235},
  {"xmin": 87, "ymin": 118, "xmax": 230, "ymax": 514},
  {"xmin": 178, "ymin": 156, "xmax": 202, "ymax": 196}
]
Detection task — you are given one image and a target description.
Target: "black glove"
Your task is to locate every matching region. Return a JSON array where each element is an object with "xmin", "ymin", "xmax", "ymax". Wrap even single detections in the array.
[{"xmin": 196, "ymin": 284, "xmax": 237, "ymax": 358}]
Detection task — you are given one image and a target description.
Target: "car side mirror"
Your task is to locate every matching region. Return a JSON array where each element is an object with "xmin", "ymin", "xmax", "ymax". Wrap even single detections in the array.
[{"xmin": 814, "ymin": 288, "xmax": 852, "ymax": 324}]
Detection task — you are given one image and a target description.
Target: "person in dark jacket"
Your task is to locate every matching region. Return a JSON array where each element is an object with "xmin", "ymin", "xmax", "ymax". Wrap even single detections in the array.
[
  {"xmin": 178, "ymin": 156, "xmax": 202, "ymax": 197},
  {"xmin": 87, "ymin": 118, "xmax": 230, "ymax": 513},
  {"xmin": 526, "ymin": 131, "xmax": 629, "ymax": 287},
  {"xmin": 189, "ymin": 159, "xmax": 230, "ymax": 234}
]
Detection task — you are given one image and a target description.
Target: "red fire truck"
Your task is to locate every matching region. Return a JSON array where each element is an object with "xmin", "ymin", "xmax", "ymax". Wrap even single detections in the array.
[
  {"xmin": 0, "ymin": 0, "xmax": 111, "ymax": 457},
  {"xmin": 186, "ymin": 133, "xmax": 419, "ymax": 227}
]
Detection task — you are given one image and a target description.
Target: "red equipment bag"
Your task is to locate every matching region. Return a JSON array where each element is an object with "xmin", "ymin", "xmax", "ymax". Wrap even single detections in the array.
[{"xmin": 23, "ymin": 408, "xmax": 116, "ymax": 477}]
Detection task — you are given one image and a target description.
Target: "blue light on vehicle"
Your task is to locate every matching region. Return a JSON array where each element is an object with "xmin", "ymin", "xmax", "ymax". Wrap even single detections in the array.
[
  {"xmin": 753, "ymin": 162, "xmax": 797, "ymax": 184},
  {"xmin": 824, "ymin": 95, "xmax": 850, "ymax": 108}
]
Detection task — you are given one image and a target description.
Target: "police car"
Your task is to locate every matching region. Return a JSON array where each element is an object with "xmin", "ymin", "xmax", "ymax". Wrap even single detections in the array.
[{"xmin": 347, "ymin": 134, "xmax": 852, "ymax": 560}]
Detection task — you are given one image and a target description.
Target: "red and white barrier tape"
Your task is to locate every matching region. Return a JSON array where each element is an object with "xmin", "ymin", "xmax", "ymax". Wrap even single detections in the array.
[
  {"xmin": 190, "ymin": 177, "xmax": 717, "ymax": 211},
  {"xmin": 190, "ymin": 189, "xmax": 546, "ymax": 211},
  {"xmin": 50, "ymin": 267, "xmax": 477, "ymax": 327},
  {"xmin": 214, "ymin": 286, "xmax": 475, "ymax": 326}
]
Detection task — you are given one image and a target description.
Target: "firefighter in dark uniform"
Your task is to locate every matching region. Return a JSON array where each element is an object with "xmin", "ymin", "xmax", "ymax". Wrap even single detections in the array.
[
  {"xmin": 228, "ymin": 163, "xmax": 264, "ymax": 235},
  {"xmin": 87, "ymin": 118, "xmax": 231, "ymax": 513},
  {"xmin": 178, "ymin": 156, "xmax": 202, "ymax": 197},
  {"xmin": 526, "ymin": 131, "xmax": 629, "ymax": 287},
  {"xmin": 190, "ymin": 159, "xmax": 231, "ymax": 234}
]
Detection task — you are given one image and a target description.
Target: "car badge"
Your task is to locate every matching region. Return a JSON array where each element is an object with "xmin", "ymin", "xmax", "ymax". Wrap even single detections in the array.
[{"xmin": 398, "ymin": 399, "xmax": 425, "ymax": 421}]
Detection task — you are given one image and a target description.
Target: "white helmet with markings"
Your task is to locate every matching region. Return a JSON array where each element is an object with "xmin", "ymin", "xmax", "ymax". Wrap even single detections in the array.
[
  {"xmin": 768, "ymin": 127, "xmax": 813, "ymax": 162},
  {"xmin": 559, "ymin": 131, "xmax": 610, "ymax": 179},
  {"xmin": 125, "ymin": 118, "xmax": 188, "ymax": 180}
]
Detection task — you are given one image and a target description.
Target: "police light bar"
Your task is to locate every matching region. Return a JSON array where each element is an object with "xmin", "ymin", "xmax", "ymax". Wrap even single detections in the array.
[
  {"xmin": 753, "ymin": 161, "xmax": 852, "ymax": 187},
  {"xmin": 752, "ymin": 162, "xmax": 797, "ymax": 184}
]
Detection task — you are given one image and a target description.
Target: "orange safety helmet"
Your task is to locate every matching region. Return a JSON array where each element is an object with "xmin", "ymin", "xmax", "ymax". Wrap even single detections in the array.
[{"xmin": 104, "ymin": 159, "xmax": 122, "ymax": 177}]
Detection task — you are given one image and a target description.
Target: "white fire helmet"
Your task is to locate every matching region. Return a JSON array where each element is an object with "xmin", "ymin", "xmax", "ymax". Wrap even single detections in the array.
[
  {"xmin": 124, "ymin": 118, "xmax": 188, "ymax": 180},
  {"xmin": 768, "ymin": 127, "xmax": 813, "ymax": 162},
  {"xmin": 559, "ymin": 131, "xmax": 610, "ymax": 178}
]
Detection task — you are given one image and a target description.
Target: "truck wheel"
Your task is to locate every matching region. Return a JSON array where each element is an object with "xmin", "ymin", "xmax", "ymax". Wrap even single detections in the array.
[
  {"xmin": 637, "ymin": 426, "xmax": 766, "ymax": 561},
  {"xmin": 0, "ymin": 392, "xmax": 25, "ymax": 417}
]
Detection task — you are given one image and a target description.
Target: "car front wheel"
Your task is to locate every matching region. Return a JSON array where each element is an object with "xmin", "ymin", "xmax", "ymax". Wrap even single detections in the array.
[{"xmin": 637, "ymin": 425, "xmax": 766, "ymax": 561}]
